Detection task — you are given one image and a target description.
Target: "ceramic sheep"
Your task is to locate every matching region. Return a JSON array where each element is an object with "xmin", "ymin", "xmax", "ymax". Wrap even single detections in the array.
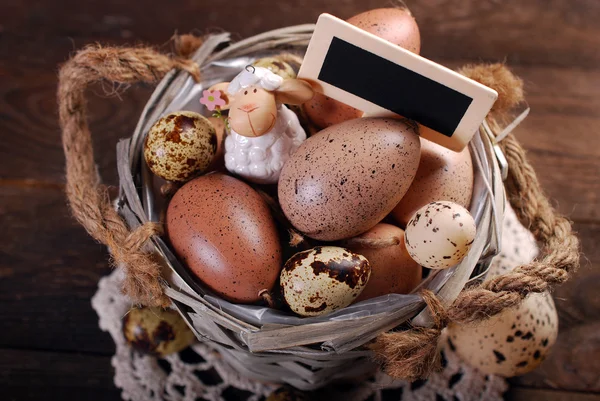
[{"xmin": 208, "ymin": 66, "xmax": 314, "ymax": 184}]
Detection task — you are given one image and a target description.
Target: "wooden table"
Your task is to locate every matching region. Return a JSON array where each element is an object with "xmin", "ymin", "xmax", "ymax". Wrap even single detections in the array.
[{"xmin": 1, "ymin": 1, "xmax": 598, "ymax": 399}]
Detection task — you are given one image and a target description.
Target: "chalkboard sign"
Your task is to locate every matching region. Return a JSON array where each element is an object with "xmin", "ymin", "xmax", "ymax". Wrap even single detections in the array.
[{"xmin": 298, "ymin": 14, "xmax": 498, "ymax": 151}]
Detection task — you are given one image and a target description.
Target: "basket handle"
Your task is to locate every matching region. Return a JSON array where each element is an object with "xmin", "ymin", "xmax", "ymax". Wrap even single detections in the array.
[
  {"xmin": 57, "ymin": 41, "xmax": 201, "ymax": 306},
  {"xmin": 371, "ymin": 64, "xmax": 580, "ymax": 381}
]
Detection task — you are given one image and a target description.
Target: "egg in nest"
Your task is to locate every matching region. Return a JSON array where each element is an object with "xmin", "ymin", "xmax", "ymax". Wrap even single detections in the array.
[
  {"xmin": 280, "ymin": 246, "xmax": 371, "ymax": 317},
  {"xmin": 404, "ymin": 201, "xmax": 476, "ymax": 269},
  {"xmin": 144, "ymin": 111, "xmax": 217, "ymax": 182}
]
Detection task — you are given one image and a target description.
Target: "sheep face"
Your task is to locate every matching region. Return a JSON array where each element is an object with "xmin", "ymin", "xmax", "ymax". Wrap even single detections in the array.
[
  {"xmin": 207, "ymin": 66, "xmax": 315, "ymax": 138},
  {"xmin": 228, "ymin": 85, "xmax": 278, "ymax": 137}
]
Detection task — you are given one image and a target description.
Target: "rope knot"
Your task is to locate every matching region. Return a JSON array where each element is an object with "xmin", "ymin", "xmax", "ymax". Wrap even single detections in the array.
[
  {"xmin": 122, "ymin": 222, "xmax": 163, "ymax": 253},
  {"xmin": 370, "ymin": 290, "xmax": 448, "ymax": 381}
]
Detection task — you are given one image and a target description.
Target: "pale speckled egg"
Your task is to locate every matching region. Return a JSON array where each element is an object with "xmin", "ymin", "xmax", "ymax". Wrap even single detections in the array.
[
  {"xmin": 253, "ymin": 57, "xmax": 297, "ymax": 80},
  {"xmin": 280, "ymin": 246, "xmax": 371, "ymax": 317},
  {"xmin": 122, "ymin": 307, "xmax": 196, "ymax": 357},
  {"xmin": 346, "ymin": 224, "xmax": 422, "ymax": 302},
  {"xmin": 392, "ymin": 138, "xmax": 474, "ymax": 227},
  {"xmin": 144, "ymin": 111, "xmax": 217, "ymax": 182},
  {"xmin": 447, "ymin": 291, "xmax": 558, "ymax": 377},
  {"xmin": 278, "ymin": 118, "xmax": 421, "ymax": 241},
  {"xmin": 404, "ymin": 201, "xmax": 476, "ymax": 269}
]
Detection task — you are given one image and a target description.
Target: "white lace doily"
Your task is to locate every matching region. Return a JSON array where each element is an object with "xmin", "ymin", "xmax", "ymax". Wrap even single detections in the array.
[{"xmin": 92, "ymin": 205, "xmax": 537, "ymax": 401}]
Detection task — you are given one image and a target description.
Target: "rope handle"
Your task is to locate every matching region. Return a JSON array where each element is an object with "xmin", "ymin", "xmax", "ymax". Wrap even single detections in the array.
[
  {"xmin": 371, "ymin": 65, "xmax": 580, "ymax": 381},
  {"xmin": 57, "ymin": 37, "xmax": 579, "ymax": 379},
  {"xmin": 57, "ymin": 41, "xmax": 202, "ymax": 306}
]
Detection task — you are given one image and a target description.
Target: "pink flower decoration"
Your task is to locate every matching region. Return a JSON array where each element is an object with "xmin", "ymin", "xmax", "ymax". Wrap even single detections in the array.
[{"xmin": 199, "ymin": 89, "xmax": 227, "ymax": 111}]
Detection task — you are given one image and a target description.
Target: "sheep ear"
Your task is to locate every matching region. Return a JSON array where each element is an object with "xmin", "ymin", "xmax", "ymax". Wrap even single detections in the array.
[
  {"xmin": 274, "ymin": 79, "xmax": 314, "ymax": 105},
  {"xmin": 207, "ymin": 82, "xmax": 232, "ymax": 110}
]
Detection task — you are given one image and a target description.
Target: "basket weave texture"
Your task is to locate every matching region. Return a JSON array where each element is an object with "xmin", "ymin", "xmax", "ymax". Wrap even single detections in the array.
[{"xmin": 57, "ymin": 29, "xmax": 579, "ymax": 389}]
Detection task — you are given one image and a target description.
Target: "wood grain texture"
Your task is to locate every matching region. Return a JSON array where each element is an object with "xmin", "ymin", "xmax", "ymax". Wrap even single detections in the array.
[
  {"xmin": 0, "ymin": 186, "xmax": 116, "ymax": 354},
  {"xmin": 0, "ymin": 348, "xmax": 121, "ymax": 400},
  {"xmin": 0, "ymin": 0, "xmax": 598, "ymax": 399}
]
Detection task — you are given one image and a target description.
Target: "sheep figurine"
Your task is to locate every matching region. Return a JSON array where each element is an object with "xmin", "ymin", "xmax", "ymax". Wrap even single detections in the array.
[{"xmin": 207, "ymin": 66, "xmax": 314, "ymax": 184}]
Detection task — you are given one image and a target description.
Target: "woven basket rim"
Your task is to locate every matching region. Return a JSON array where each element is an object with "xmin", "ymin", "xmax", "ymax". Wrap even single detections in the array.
[{"xmin": 114, "ymin": 25, "xmax": 506, "ymax": 389}]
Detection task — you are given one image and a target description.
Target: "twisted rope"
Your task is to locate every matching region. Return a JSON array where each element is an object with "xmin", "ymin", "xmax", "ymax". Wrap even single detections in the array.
[{"xmin": 58, "ymin": 41, "xmax": 201, "ymax": 306}]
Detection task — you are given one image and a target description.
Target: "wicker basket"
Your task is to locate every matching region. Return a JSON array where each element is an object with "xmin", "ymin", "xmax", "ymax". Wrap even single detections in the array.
[{"xmin": 111, "ymin": 25, "xmax": 506, "ymax": 390}]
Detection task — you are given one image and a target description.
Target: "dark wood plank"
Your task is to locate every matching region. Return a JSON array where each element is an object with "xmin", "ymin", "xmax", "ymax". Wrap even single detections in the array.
[
  {"xmin": 1, "ymin": 0, "xmax": 599, "ymax": 68},
  {"xmin": 0, "ymin": 348, "xmax": 121, "ymax": 401},
  {"xmin": 0, "ymin": 185, "xmax": 116, "ymax": 354},
  {"xmin": 0, "ymin": 69, "xmax": 153, "ymax": 185}
]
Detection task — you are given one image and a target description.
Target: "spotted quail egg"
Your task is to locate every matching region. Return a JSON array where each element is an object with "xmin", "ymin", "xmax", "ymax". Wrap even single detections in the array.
[
  {"xmin": 144, "ymin": 111, "xmax": 217, "ymax": 182},
  {"xmin": 447, "ymin": 291, "xmax": 558, "ymax": 377},
  {"xmin": 404, "ymin": 201, "xmax": 476, "ymax": 269},
  {"xmin": 122, "ymin": 307, "xmax": 196, "ymax": 357},
  {"xmin": 280, "ymin": 246, "xmax": 371, "ymax": 317},
  {"xmin": 253, "ymin": 57, "xmax": 297, "ymax": 80}
]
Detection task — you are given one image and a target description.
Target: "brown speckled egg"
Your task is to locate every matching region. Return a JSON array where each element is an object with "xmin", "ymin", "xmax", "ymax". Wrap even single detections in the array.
[
  {"xmin": 144, "ymin": 111, "xmax": 217, "ymax": 182},
  {"xmin": 303, "ymin": 93, "xmax": 363, "ymax": 129},
  {"xmin": 281, "ymin": 246, "xmax": 371, "ymax": 317},
  {"xmin": 253, "ymin": 57, "xmax": 297, "ymax": 80},
  {"xmin": 166, "ymin": 173, "xmax": 282, "ymax": 303},
  {"xmin": 278, "ymin": 118, "xmax": 420, "ymax": 241},
  {"xmin": 392, "ymin": 138, "xmax": 474, "ymax": 227},
  {"xmin": 346, "ymin": 7, "xmax": 421, "ymax": 54},
  {"xmin": 447, "ymin": 291, "xmax": 558, "ymax": 377},
  {"xmin": 122, "ymin": 307, "xmax": 196, "ymax": 357},
  {"xmin": 404, "ymin": 201, "xmax": 476, "ymax": 269},
  {"xmin": 346, "ymin": 224, "xmax": 422, "ymax": 302}
]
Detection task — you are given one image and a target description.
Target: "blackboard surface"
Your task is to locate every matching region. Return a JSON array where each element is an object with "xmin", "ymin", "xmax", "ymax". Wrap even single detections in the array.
[{"xmin": 318, "ymin": 37, "xmax": 473, "ymax": 137}]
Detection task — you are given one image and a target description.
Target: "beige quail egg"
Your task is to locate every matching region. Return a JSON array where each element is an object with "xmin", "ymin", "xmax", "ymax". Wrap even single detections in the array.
[
  {"xmin": 122, "ymin": 306, "xmax": 196, "ymax": 357},
  {"xmin": 144, "ymin": 111, "xmax": 217, "ymax": 182},
  {"xmin": 253, "ymin": 57, "xmax": 297, "ymax": 80},
  {"xmin": 446, "ymin": 245, "xmax": 559, "ymax": 377},
  {"xmin": 447, "ymin": 291, "xmax": 558, "ymax": 377},
  {"xmin": 280, "ymin": 246, "xmax": 371, "ymax": 317},
  {"xmin": 404, "ymin": 201, "xmax": 476, "ymax": 269}
]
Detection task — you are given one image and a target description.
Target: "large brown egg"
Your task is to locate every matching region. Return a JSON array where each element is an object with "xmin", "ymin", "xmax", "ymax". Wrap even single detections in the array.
[
  {"xmin": 346, "ymin": 7, "xmax": 421, "ymax": 54},
  {"xmin": 392, "ymin": 138, "xmax": 474, "ymax": 227},
  {"xmin": 278, "ymin": 118, "xmax": 420, "ymax": 241},
  {"xmin": 166, "ymin": 173, "xmax": 282, "ymax": 303},
  {"xmin": 303, "ymin": 93, "xmax": 363, "ymax": 129},
  {"xmin": 346, "ymin": 224, "xmax": 422, "ymax": 302}
]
